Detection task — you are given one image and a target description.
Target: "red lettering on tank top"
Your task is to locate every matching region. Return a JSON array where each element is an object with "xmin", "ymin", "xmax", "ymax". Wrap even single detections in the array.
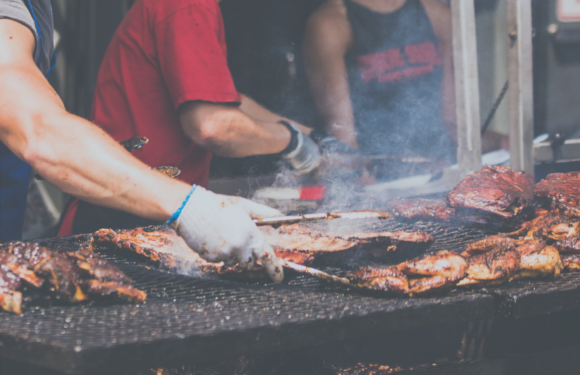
[
  {"xmin": 357, "ymin": 41, "xmax": 441, "ymax": 83},
  {"xmin": 358, "ymin": 48, "xmax": 405, "ymax": 82},
  {"xmin": 405, "ymin": 42, "xmax": 442, "ymax": 66}
]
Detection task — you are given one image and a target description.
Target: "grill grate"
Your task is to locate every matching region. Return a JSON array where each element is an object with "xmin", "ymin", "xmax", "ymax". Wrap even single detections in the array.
[{"xmin": 2, "ymin": 218, "xmax": 580, "ymax": 374}]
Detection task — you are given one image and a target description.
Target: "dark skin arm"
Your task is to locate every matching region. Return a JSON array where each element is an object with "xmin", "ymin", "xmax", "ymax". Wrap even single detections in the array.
[{"xmin": 0, "ymin": 19, "xmax": 191, "ymax": 221}]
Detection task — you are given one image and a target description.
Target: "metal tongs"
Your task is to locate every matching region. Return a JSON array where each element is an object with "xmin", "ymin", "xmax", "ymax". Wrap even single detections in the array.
[{"xmin": 253, "ymin": 210, "xmax": 390, "ymax": 226}]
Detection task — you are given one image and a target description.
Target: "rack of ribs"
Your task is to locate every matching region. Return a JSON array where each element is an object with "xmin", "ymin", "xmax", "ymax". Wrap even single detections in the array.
[
  {"xmin": 446, "ymin": 166, "xmax": 534, "ymax": 227},
  {"xmin": 0, "ymin": 242, "xmax": 146, "ymax": 314},
  {"xmin": 384, "ymin": 198, "xmax": 455, "ymax": 222},
  {"xmin": 535, "ymin": 172, "xmax": 580, "ymax": 218}
]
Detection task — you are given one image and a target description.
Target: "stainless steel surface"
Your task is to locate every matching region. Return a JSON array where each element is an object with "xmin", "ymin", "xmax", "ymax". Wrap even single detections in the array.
[{"xmin": 508, "ymin": 0, "xmax": 535, "ymax": 175}]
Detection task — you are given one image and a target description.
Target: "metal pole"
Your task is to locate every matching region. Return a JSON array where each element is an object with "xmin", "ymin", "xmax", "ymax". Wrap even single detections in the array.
[
  {"xmin": 507, "ymin": 0, "xmax": 534, "ymax": 175},
  {"xmin": 448, "ymin": 0, "xmax": 482, "ymax": 184}
]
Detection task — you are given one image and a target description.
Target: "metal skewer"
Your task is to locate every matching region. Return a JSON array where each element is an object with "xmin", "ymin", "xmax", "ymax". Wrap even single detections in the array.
[
  {"xmin": 254, "ymin": 210, "xmax": 390, "ymax": 226},
  {"xmin": 282, "ymin": 260, "xmax": 352, "ymax": 286}
]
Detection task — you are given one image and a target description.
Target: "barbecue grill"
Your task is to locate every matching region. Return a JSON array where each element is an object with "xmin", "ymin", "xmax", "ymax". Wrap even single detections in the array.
[{"xmin": 3, "ymin": 218, "xmax": 580, "ymax": 374}]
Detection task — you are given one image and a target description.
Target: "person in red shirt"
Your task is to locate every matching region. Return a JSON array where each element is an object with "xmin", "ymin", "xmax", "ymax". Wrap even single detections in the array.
[{"xmin": 59, "ymin": 0, "xmax": 320, "ymax": 235}]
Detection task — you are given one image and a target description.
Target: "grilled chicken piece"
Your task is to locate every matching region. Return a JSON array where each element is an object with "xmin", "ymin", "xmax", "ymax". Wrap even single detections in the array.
[
  {"xmin": 561, "ymin": 254, "xmax": 580, "ymax": 271},
  {"xmin": 68, "ymin": 248, "xmax": 146, "ymax": 302},
  {"xmin": 535, "ymin": 172, "xmax": 580, "ymax": 218},
  {"xmin": 457, "ymin": 247, "xmax": 521, "ymax": 286},
  {"xmin": 384, "ymin": 198, "xmax": 455, "ymax": 222},
  {"xmin": 462, "ymin": 236, "xmax": 517, "ymax": 257},
  {"xmin": 505, "ymin": 214, "xmax": 580, "ymax": 241},
  {"xmin": 511, "ymin": 240, "xmax": 562, "ymax": 280},
  {"xmin": 555, "ymin": 234, "xmax": 580, "ymax": 254},
  {"xmin": 397, "ymin": 251, "xmax": 467, "ymax": 294},
  {"xmin": 447, "ymin": 166, "xmax": 534, "ymax": 225},
  {"xmin": 346, "ymin": 266, "xmax": 409, "ymax": 294},
  {"xmin": 6, "ymin": 242, "xmax": 88, "ymax": 302}
]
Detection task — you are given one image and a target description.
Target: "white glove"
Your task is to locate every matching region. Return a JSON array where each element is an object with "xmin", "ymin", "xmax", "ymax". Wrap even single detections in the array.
[
  {"xmin": 279, "ymin": 121, "xmax": 321, "ymax": 176},
  {"xmin": 170, "ymin": 186, "xmax": 285, "ymax": 283}
]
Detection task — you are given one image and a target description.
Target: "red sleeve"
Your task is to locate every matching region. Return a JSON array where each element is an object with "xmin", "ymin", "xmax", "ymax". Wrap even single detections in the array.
[{"xmin": 153, "ymin": 4, "xmax": 240, "ymax": 109}]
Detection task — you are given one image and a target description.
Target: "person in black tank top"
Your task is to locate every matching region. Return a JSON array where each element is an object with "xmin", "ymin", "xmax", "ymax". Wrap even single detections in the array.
[{"xmin": 304, "ymin": 0, "xmax": 456, "ymax": 159}]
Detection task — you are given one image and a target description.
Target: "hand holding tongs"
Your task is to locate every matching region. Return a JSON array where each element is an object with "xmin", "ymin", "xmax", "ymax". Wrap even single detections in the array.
[{"xmin": 253, "ymin": 210, "xmax": 390, "ymax": 226}]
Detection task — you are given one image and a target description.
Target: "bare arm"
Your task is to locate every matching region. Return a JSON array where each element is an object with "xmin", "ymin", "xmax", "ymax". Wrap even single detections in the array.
[
  {"xmin": 178, "ymin": 101, "xmax": 291, "ymax": 158},
  {"xmin": 303, "ymin": 0, "xmax": 358, "ymax": 149},
  {"xmin": 238, "ymin": 95, "xmax": 312, "ymax": 135},
  {"xmin": 0, "ymin": 19, "xmax": 191, "ymax": 221},
  {"xmin": 422, "ymin": 0, "xmax": 457, "ymax": 146}
]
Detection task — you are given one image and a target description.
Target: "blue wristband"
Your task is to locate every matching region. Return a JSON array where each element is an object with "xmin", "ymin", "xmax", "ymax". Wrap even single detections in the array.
[{"xmin": 167, "ymin": 185, "xmax": 197, "ymax": 225}]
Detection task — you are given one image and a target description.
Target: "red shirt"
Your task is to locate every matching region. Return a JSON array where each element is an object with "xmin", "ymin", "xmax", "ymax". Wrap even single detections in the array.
[{"xmin": 91, "ymin": 0, "xmax": 240, "ymax": 187}]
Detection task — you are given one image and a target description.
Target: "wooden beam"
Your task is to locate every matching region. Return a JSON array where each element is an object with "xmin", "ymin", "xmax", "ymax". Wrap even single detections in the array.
[
  {"xmin": 449, "ymin": 0, "xmax": 482, "ymax": 182},
  {"xmin": 507, "ymin": 0, "xmax": 535, "ymax": 175}
]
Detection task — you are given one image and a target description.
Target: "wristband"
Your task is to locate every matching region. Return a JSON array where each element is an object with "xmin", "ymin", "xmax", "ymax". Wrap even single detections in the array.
[
  {"xmin": 167, "ymin": 185, "xmax": 197, "ymax": 225},
  {"xmin": 278, "ymin": 121, "xmax": 299, "ymax": 156}
]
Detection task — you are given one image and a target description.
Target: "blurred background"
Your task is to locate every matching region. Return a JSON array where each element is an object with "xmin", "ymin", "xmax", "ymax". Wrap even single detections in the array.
[{"xmin": 24, "ymin": 0, "xmax": 580, "ymax": 239}]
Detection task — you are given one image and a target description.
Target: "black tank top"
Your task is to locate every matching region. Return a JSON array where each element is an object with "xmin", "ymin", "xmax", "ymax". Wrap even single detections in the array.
[{"xmin": 344, "ymin": 0, "xmax": 450, "ymax": 157}]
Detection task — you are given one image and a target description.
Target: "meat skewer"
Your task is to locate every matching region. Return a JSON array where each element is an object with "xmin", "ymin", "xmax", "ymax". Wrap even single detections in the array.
[{"xmin": 253, "ymin": 210, "xmax": 390, "ymax": 226}]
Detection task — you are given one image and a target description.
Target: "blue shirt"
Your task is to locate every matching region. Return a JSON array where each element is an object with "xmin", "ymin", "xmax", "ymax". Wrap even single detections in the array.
[{"xmin": 0, "ymin": 0, "xmax": 54, "ymax": 240}]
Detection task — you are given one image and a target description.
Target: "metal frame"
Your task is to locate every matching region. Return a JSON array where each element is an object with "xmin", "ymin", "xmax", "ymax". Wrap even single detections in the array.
[{"xmin": 449, "ymin": 0, "xmax": 535, "ymax": 179}]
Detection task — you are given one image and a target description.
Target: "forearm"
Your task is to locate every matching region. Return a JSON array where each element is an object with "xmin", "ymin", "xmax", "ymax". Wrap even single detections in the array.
[
  {"xmin": 239, "ymin": 95, "xmax": 312, "ymax": 134},
  {"xmin": 179, "ymin": 102, "xmax": 291, "ymax": 158}
]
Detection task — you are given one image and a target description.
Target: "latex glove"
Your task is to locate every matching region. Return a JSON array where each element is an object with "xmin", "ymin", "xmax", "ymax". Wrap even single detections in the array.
[
  {"xmin": 170, "ymin": 186, "xmax": 285, "ymax": 283},
  {"xmin": 279, "ymin": 121, "xmax": 321, "ymax": 176}
]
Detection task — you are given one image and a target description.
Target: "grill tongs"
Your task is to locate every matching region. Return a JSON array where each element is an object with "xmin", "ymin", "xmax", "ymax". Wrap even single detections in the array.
[
  {"xmin": 282, "ymin": 260, "xmax": 352, "ymax": 287},
  {"xmin": 253, "ymin": 210, "xmax": 390, "ymax": 226}
]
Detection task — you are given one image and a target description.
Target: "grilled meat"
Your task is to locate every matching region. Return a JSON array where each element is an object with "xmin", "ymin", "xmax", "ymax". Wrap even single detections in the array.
[
  {"xmin": 457, "ymin": 247, "xmax": 521, "ymax": 286},
  {"xmin": 447, "ymin": 166, "xmax": 534, "ymax": 226},
  {"xmin": 346, "ymin": 266, "xmax": 409, "ymax": 294},
  {"xmin": 397, "ymin": 251, "xmax": 467, "ymax": 293},
  {"xmin": 555, "ymin": 235, "xmax": 580, "ymax": 254},
  {"xmin": 535, "ymin": 172, "xmax": 580, "ymax": 218},
  {"xmin": 67, "ymin": 248, "xmax": 146, "ymax": 302},
  {"xmin": 6, "ymin": 242, "xmax": 88, "ymax": 302},
  {"xmin": 511, "ymin": 240, "xmax": 562, "ymax": 280},
  {"xmin": 0, "ymin": 252, "xmax": 44, "ymax": 288},
  {"xmin": 0, "ymin": 267, "xmax": 24, "ymax": 314},
  {"xmin": 92, "ymin": 227, "xmax": 223, "ymax": 274},
  {"xmin": 461, "ymin": 236, "xmax": 516, "ymax": 257},
  {"xmin": 272, "ymin": 225, "xmax": 358, "ymax": 254},
  {"xmin": 336, "ymin": 230, "xmax": 434, "ymax": 246},
  {"xmin": 384, "ymin": 198, "xmax": 455, "ymax": 222},
  {"xmin": 561, "ymin": 254, "xmax": 580, "ymax": 271},
  {"xmin": 505, "ymin": 214, "xmax": 579, "ymax": 241}
]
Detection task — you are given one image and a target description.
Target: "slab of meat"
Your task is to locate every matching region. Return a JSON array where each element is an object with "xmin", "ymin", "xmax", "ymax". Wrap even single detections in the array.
[
  {"xmin": 447, "ymin": 166, "xmax": 534, "ymax": 226},
  {"xmin": 91, "ymin": 226, "xmax": 223, "ymax": 275},
  {"xmin": 535, "ymin": 172, "xmax": 580, "ymax": 218},
  {"xmin": 505, "ymin": 213, "xmax": 580, "ymax": 241},
  {"xmin": 0, "ymin": 242, "xmax": 146, "ymax": 313},
  {"xmin": 397, "ymin": 251, "xmax": 467, "ymax": 294},
  {"xmin": 461, "ymin": 235, "xmax": 517, "ymax": 258},
  {"xmin": 555, "ymin": 235, "xmax": 580, "ymax": 254},
  {"xmin": 384, "ymin": 198, "xmax": 455, "ymax": 222}
]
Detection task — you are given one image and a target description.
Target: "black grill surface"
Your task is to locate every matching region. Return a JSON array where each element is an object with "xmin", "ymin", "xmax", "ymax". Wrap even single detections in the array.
[{"xmin": 1, "ymin": 219, "xmax": 580, "ymax": 374}]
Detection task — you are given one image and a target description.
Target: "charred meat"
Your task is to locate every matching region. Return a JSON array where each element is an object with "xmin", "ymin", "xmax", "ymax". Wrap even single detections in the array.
[
  {"xmin": 561, "ymin": 254, "xmax": 580, "ymax": 271},
  {"xmin": 555, "ymin": 235, "xmax": 580, "ymax": 254},
  {"xmin": 505, "ymin": 213, "xmax": 580, "ymax": 241},
  {"xmin": 397, "ymin": 251, "xmax": 467, "ymax": 294},
  {"xmin": 535, "ymin": 172, "xmax": 580, "ymax": 218},
  {"xmin": 447, "ymin": 166, "xmax": 534, "ymax": 226},
  {"xmin": 384, "ymin": 198, "xmax": 455, "ymax": 222},
  {"xmin": 511, "ymin": 240, "xmax": 562, "ymax": 280},
  {"xmin": 457, "ymin": 247, "xmax": 521, "ymax": 287},
  {"xmin": 346, "ymin": 266, "xmax": 409, "ymax": 294},
  {"xmin": 461, "ymin": 236, "xmax": 516, "ymax": 257}
]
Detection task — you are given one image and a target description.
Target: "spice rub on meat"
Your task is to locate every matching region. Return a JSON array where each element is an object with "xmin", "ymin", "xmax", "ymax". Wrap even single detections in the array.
[
  {"xmin": 535, "ymin": 172, "xmax": 580, "ymax": 218},
  {"xmin": 447, "ymin": 166, "xmax": 534, "ymax": 226},
  {"xmin": 384, "ymin": 198, "xmax": 455, "ymax": 222},
  {"xmin": 397, "ymin": 251, "xmax": 467, "ymax": 294},
  {"xmin": 346, "ymin": 266, "xmax": 410, "ymax": 294}
]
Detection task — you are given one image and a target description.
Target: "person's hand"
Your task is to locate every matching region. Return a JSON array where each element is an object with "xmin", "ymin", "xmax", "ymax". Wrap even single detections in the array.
[
  {"xmin": 170, "ymin": 186, "xmax": 285, "ymax": 283},
  {"xmin": 279, "ymin": 121, "xmax": 321, "ymax": 175}
]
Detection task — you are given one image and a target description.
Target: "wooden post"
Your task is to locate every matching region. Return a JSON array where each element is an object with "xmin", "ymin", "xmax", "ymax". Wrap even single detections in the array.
[
  {"xmin": 447, "ymin": 0, "xmax": 482, "ymax": 185},
  {"xmin": 507, "ymin": 0, "xmax": 535, "ymax": 175}
]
